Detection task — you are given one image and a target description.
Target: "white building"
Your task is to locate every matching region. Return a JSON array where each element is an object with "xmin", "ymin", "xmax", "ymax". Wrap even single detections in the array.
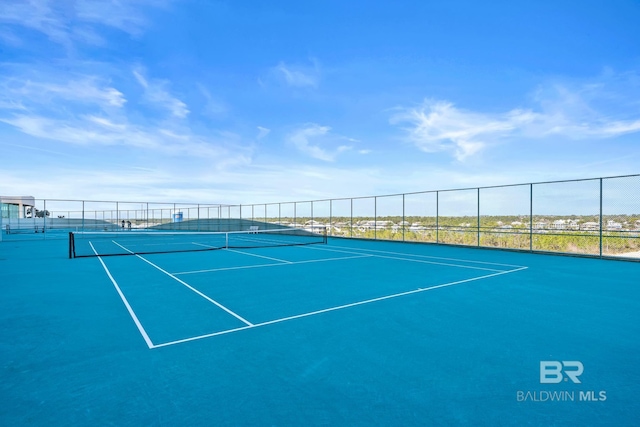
[
  {"xmin": 0, "ymin": 196, "xmax": 36, "ymax": 219},
  {"xmin": 581, "ymin": 222, "xmax": 599, "ymax": 231},
  {"xmin": 606, "ymin": 220, "xmax": 622, "ymax": 230},
  {"xmin": 358, "ymin": 220, "xmax": 392, "ymax": 231}
]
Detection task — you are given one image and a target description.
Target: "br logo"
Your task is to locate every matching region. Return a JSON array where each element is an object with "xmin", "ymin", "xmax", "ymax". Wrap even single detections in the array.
[{"xmin": 540, "ymin": 361, "xmax": 584, "ymax": 384}]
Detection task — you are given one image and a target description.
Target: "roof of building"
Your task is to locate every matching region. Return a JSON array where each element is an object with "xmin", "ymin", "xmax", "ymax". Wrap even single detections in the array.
[{"xmin": 0, "ymin": 196, "xmax": 36, "ymax": 206}]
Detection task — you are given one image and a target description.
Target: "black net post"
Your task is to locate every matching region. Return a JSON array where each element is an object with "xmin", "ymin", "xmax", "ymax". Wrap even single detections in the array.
[{"xmin": 68, "ymin": 232, "xmax": 75, "ymax": 259}]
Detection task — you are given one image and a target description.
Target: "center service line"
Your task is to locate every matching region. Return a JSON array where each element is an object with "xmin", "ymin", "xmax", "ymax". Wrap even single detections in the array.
[
  {"xmin": 112, "ymin": 240, "xmax": 254, "ymax": 327},
  {"xmin": 224, "ymin": 248, "xmax": 293, "ymax": 264},
  {"xmin": 173, "ymin": 254, "xmax": 373, "ymax": 275}
]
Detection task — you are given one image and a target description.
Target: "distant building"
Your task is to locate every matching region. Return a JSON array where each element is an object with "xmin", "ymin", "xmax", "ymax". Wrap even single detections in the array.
[
  {"xmin": 359, "ymin": 220, "xmax": 392, "ymax": 231},
  {"xmin": 304, "ymin": 220, "xmax": 326, "ymax": 233},
  {"xmin": 0, "ymin": 196, "xmax": 36, "ymax": 219},
  {"xmin": 409, "ymin": 223, "xmax": 426, "ymax": 232},
  {"xmin": 606, "ymin": 220, "xmax": 622, "ymax": 230},
  {"xmin": 581, "ymin": 222, "xmax": 599, "ymax": 231},
  {"xmin": 533, "ymin": 221, "xmax": 548, "ymax": 230}
]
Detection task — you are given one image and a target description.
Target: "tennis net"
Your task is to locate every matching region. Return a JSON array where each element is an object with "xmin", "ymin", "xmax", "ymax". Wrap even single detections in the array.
[{"xmin": 69, "ymin": 227, "xmax": 327, "ymax": 258}]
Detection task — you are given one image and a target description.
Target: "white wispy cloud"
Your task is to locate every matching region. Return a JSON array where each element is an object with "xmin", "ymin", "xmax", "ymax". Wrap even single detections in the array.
[
  {"xmin": 74, "ymin": 0, "xmax": 155, "ymax": 36},
  {"xmin": 0, "ymin": 70, "xmax": 251, "ymax": 167},
  {"xmin": 2, "ymin": 114, "xmax": 149, "ymax": 148},
  {"xmin": 524, "ymin": 74, "xmax": 640, "ymax": 138},
  {"xmin": 0, "ymin": 0, "xmax": 70, "ymax": 47},
  {"xmin": 1, "ymin": 77, "xmax": 127, "ymax": 109},
  {"xmin": 0, "ymin": 112, "xmax": 249, "ymax": 161},
  {"xmin": 70, "ymin": 25, "xmax": 107, "ymax": 46},
  {"xmin": 391, "ymin": 72, "xmax": 640, "ymax": 161},
  {"xmin": 0, "ymin": 0, "xmax": 166, "ymax": 49},
  {"xmin": 257, "ymin": 126, "xmax": 271, "ymax": 139},
  {"xmin": 197, "ymin": 84, "xmax": 228, "ymax": 118},
  {"xmin": 390, "ymin": 100, "xmax": 513, "ymax": 161},
  {"xmin": 273, "ymin": 61, "xmax": 320, "ymax": 88},
  {"xmin": 133, "ymin": 68, "xmax": 189, "ymax": 118},
  {"xmin": 288, "ymin": 124, "xmax": 353, "ymax": 162}
]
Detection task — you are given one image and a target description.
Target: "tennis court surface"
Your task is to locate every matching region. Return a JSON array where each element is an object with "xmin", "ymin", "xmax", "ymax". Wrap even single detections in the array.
[{"xmin": 1, "ymin": 234, "xmax": 639, "ymax": 426}]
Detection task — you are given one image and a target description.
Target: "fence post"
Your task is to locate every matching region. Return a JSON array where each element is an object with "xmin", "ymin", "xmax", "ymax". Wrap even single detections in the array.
[
  {"xmin": 477, "ymin": 188, "xmax": 480, "ymax": 246},
  {"xmin": 374, "ymin": 196, "xmax": 377, "ymax": 240},
  {"xmin": 436, "ymin": 191, "xmax": 439, "ymax": 243},
  {"xmin": 529, "ymin": 184, "xmax": 533, "ymax": 252},
  {"xmin": 599, "ymin": 178, "xmax": 603, "ymax": 257},
  {"xmin": 402, "ymin": 194, "xmax": 406, "ymax": 241},
  {"xmin": 329, "ymin": 199, "xmax": 333, "ymax": 237},
  {"xmin": 43, "ymin": 199, "xmax": 47, "ymax": 239},
  {"xmin": 350, "ymin": 198, "xmax": 353, "ymax": 238}
]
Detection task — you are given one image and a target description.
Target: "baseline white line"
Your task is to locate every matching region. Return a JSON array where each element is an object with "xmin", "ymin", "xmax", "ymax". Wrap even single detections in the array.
[
  {"xmin": 152, "ymin": 266, "xmax": 528, "ymax": 348},
  {"xmin": 89, "ymin": 242, "xmax": 154, "ymax": 349},
  {"xmin": 111, "ymin": 240, "xmax": 254, "ymax": 327},
  {"xmin": 152, "ymin": 325, "xmax": 255, "ymax": 348},
  {"xmin": 173, "ymin": 254, "xmax": 373, "ymax": 275}
]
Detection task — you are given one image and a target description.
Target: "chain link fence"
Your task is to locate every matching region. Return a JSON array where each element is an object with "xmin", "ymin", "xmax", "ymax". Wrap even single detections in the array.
[{"xmin": 2, "ymin": 175, "xmax": 639, "ymax": 259}]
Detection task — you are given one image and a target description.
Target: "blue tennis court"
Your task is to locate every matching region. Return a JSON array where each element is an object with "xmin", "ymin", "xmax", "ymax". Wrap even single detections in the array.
[{"xmin": 1, "ymin": 235, "xmax": 639, "ymax": 426}]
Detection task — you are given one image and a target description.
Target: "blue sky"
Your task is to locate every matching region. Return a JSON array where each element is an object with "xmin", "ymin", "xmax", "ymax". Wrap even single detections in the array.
[{"xmin": 1, "ymin": 0, "xmax": 639, "ymax": 204}]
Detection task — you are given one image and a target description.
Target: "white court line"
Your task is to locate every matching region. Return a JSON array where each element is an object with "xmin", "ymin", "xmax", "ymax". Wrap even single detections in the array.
[
  {"xmin": 212, "ymin": 233, "xmax": 523, "ymax": 269},
  {"xmin": 112, "ymin": 240, "xmax": 254, "ymax": 327},
  {"xmin": 151, "ymin": 265, "xmax": 528, "ymax": 349},
  {"xmin": 316, "ymin": 243, "xmax": 528, "ymax": 269},
  {"xmin": 225, "ymin": 248, "xmax": 293, "ymax": 264},
  {"xmin": 173, "ymin": 254, "xmax": 373, "ymax": 275},
  {"xmin": 191, "ymin": 242, "xmax": 224, "ymax": 250},
  {"xmin": 192, "ymin": 242, "xmax": 294, "ymax": 263},
  {"xmin": 174, "ymin": 243, "xmax": 509, "ymax": 275},
  {"xmin": 89, "ymin": 242, "xmax": 155, "ymax": 349},
  {"xmin": 303, "ymin": 245, "xmax": 506, "ymax": 272}
]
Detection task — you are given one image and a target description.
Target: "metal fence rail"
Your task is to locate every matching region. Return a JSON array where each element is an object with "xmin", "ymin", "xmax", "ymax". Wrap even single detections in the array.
[{"xmin": 2, "ymin": 174, "xmax": 639, "ymax": 259}]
